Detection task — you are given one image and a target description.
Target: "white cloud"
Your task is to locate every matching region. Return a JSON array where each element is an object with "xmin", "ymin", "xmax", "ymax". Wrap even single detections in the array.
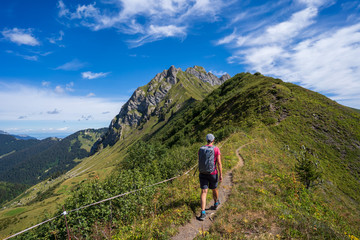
[
  {"xmin": 2, "ymin": 28, "xmax": 40, "ymax": 46},
  {"xmin": 218, "ymin": 2, "xmax": 360, "ymax": 109},
  {"xmin": 42, "ymin": 81, "xmax": 51, "ymax": 87},
  {"xmin": 241, "ymin": 46, "xmax": 286, "ymax": 69},
  {"xmin": 235, "ymin": 7, "xmax": 318, "ymax": 47},
  {"xmin": 224, "ymin": 26, "xmax": 360, "ymax": 108},
  {"xmin": 55, "ymin": 59, "xmax": 87, "ymax": 71},
  {"xmin": 54, "ymin": 82, "xmax": 74, "ymax": 94},
  {"xmin": 66, "ymin": 82, "xmax": 74, "ymax": 92},
  {"xmin": 0, "ymin": 82, "xmax": 123, "ymax": 123},
  {"xmin": 148, "ymin": 24, "xmax": 186, "ymax": 37},
  {"xmin": 55, "ymin": 85, "xmax": 65, "ymax": 94},
  {"xmin": 129, "ymin": 24, "xmax": 186, "ymax": 47},
  {"xmin": 48, "ymin": 30, "xmax": 64, "ymax": 44},
  {"xmin": 58, "ymin": 0, "xmax": 225, "ymax": 46},
  {"xmin": 259, "ymin": 7, "xmax": 317, "ymax": 44},
  {"xmin": 81, "ymin": 71, "xmax": 110, "ymax": 79},
  {"xmin": 216, "ymin": 29, "xmax": 237, "ymax": 45},
  {"xmin": 58, "ymin": 0, "xmax": 69, "ymax": 17},
  {"xmin": 298, "ymin": 0, "xmax": 330, "ymax": 7},
  {"xmin": 210, "ymin": 70, "xmax": 228, "ymax": 77}
]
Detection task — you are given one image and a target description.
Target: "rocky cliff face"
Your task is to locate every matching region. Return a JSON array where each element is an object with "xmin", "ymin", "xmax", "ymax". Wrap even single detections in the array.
[{"xmin": 91, "ymin": 65, "xmax": 231, "ymax": 154}]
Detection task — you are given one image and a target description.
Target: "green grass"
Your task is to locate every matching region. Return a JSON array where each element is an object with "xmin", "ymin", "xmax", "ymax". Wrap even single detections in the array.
[{"xmin": 4, "ymin": 208, "xmax": 27, "ymax": 217}]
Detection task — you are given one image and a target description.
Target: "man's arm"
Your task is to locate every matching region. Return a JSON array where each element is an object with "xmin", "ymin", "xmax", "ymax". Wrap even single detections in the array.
[{"xmin": 217, "ymin": 154, "xmax": 222, "ymax": 182}]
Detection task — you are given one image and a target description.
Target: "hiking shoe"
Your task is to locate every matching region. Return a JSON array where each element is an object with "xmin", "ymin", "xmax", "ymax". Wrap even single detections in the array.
[
  {"xmin": 199, "ymin": 211, "xmax": 206, "ymax": 221},
  {"xmin": 213, "ymin": 200, "xmax": 220, "ymax": 210}
]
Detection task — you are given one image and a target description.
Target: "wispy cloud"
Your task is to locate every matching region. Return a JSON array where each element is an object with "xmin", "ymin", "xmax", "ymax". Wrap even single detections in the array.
[
  {"xmin": 57, "ymin": 127, "xmax": 69, "ymax": 131},
  {"xmin": 81, "ymin": 71, "xmax": 110, "ymax": 79},
  {"xmin": 216, "ymin": 29, "xmax": 237, "ymax": 45},
  {"xmin": 57, "ymin": 0, "xmax": 226, "ymax": 47},
  {"xmin": 217, "ymin": 0, "xmax": 360, "ymax": 109},
  {"xmin": 42, "ymin": 81, "xmax": 51, "ymax": 87},
  {"xmin": 47, "ymin": 109, "xmax": 61, "ymax": 114},
  {"xmin": 5, "ymin": 50, "xmax": 39, "ymax": 61},
  {"xmin": 48, "ymin": 30, "xmax": 64, "ymax": 45},
  {"xmin": 54, "ymin": 82, "xmax": 74, "ymax": 94},
  {"xmin": 210, "ymin": 70, "xmax": 228, "ymax": 77},
  {"xmin": 79, "ymin": 115, "xmax": 93, "ymax": 121},
  {"xmin": 129, "ymin": 24, "xmax": 186, "ymax": 47},
  {"xmin": 55, "ymin": 85, "xmax": 65, "ymax": 94},
  {"xmin": 0, "ymin": 81, "xmax": 124, "ymax": 122},
  {"xmin": 58, "ymin": 0, "xmax": 69, "ymax": 17},
  {"xmin": 2, "ymin": 28, "xmax": 40, "ymax": 46},
  {"xmin": 245, "ymin": 7, "xmax": 318, "ymax": 46},
  {"xmin": 66, "ymin": 82, "xmax": 74, "ymax": 92},
  {"xmin": 55, "ymin": 59, "xmax": 87, "ymax": 71}
]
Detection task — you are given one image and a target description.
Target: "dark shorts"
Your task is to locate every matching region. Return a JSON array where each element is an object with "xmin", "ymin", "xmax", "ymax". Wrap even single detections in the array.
[{"xmin": 199, "ymin": 173, "xmax": 218, "ymax": 189}]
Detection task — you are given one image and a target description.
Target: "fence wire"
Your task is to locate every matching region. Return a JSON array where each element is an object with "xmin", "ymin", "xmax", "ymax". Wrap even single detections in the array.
[{"xmin": 3, "ymin": 164, "xmax": 198, "ymax": 240}]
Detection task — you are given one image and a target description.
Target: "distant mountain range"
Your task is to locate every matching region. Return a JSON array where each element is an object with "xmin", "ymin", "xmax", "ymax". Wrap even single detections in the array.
[
  {"xmin": 0, "ymin": 130, "xmax": 37, "ymax": 140},
  {"xmin": 0, "ymin": 128, "xmax": 106, "ymax": 206}
]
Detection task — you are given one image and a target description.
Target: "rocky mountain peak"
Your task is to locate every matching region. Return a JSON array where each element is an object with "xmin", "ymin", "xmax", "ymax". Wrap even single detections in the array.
[
  {"xmin": 185, "ymin": 66, "xmax": 229, "ymax": 86},
  {"xmin": 91, "ymin": 65, "xmax": 231, "ymax": 154},
  {"xmin": 165, "ymin": 65, "xmax": 181, "ymax": 85}
]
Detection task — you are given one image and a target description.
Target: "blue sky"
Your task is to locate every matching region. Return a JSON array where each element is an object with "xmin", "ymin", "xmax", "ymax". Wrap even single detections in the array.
[{"xmin": 1, "ymin": 0, "xmax": 359, "ymax": 139}]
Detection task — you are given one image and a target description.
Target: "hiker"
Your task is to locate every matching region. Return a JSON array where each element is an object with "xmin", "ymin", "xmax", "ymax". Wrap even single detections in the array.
[{"xmin": 198, "ymin": 133, "xmax": 222, "ymax": 221}]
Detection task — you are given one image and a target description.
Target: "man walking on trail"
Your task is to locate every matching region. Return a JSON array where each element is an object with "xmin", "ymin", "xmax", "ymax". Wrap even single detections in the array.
[{"xmin": 198, "ymin": 133, "xmax": 222, "ymax": 221}]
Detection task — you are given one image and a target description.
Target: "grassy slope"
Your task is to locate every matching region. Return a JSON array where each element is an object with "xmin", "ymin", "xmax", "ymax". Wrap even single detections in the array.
[
  {"xmin": 203, "ymin": 127, "xmax": 359, "ymax": 239},
  {"xmin": 131, "ymin": 73, "xmax": 360, "ymax": 239}
]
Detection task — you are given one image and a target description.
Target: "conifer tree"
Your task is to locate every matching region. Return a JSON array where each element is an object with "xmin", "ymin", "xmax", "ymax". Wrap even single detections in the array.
[{"xmin": 295, "ymin": 146, "xmax": 322, "ymax": 189}]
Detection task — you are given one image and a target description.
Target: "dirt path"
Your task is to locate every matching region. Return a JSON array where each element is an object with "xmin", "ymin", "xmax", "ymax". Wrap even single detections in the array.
[{"xmin": 172, "ymin": 142, "xmax": 250, "ymax": 240}]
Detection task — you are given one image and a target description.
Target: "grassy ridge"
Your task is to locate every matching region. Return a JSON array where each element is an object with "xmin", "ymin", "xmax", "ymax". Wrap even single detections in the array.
[{"xmin": 201, "ymin": 127, "xmax": 359, "ymax": 239}]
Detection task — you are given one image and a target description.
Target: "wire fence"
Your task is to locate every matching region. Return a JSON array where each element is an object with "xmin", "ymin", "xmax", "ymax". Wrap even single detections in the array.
[{"xmin": 3, "ymin": 163, "xmax": 198, "ymax": 240}]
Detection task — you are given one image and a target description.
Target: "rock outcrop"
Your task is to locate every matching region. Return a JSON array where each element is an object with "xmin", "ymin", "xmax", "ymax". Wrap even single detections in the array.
[
  {"xmin": 220, "ymin": 73, "xmax": 231, "ymax": 82},
  {"xmin": 91, "ymin": 65, "xmax": 231, "ymax": 154},
  {"xmin": 185, "ymin": 66, "xmax": 230, "ymax": 86}
]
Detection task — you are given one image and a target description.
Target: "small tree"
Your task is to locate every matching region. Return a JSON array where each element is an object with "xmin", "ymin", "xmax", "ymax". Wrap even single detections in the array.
[{"xmin": 294, "ymin": 146, "xmax": 322, "ymax": 189}]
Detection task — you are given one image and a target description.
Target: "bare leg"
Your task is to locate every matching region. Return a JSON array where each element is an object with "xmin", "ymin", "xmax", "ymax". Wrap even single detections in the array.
[
  {"xmin": 200, "ymin": 189, "xmax": 208, "ymax": 210},
  {"xmin": 212, "ymin": 188, "xmax": 219, "ymax": 203}
]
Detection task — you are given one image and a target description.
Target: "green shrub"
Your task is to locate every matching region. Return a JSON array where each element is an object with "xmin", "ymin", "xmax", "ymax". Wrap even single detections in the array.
[{"xmin": 294, "ymin": 146, "xmax": 322, "ymax": 189}]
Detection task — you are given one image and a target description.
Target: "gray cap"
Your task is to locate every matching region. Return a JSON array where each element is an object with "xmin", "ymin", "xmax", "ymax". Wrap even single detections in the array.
[{"xmin": 206, "ymin": 133, "xmax": 215, "ymax": 142}]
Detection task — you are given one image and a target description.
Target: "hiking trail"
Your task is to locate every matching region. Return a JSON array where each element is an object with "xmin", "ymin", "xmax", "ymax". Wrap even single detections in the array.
[{"xmin": 172, "ymin": 142, "xmax": 251, "ymax": 240}]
